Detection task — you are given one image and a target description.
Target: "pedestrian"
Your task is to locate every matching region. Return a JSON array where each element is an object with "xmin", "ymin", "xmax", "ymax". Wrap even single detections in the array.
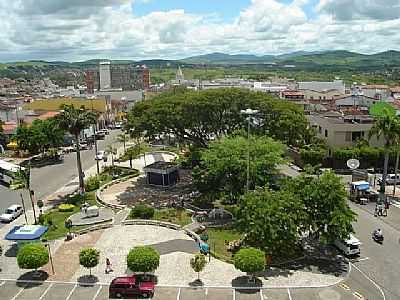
[{"xmin": 105, "ymin": 258, "xmax": 113, "ymax": 274}]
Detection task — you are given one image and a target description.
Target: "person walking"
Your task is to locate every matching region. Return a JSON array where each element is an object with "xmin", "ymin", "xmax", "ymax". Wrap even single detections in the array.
[{"xmin": 105, "ymin": 257, "xmax": 113, "ymax": 274}]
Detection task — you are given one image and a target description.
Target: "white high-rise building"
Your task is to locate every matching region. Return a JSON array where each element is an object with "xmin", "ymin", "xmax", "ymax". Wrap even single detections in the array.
[{"xmin": 99, "ymin": 61, "xmax": 111, "ymax": 90}]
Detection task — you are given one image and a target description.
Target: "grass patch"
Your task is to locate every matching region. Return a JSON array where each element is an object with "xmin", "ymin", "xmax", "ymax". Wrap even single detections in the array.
[
  {"xmin": 153, "ymin": 208, "xmax": 192, "ymax": 226},
  {"xmin": 41, "ymin": 192, "xmax": 98, "ymax": 240},
  {"xmin": 207, "ymin": 228, "xmax": 243, "ymax": 262}
]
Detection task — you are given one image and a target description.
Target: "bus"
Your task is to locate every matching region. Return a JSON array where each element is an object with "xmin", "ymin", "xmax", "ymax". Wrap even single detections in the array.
[{"xmin": 0, "ymin": 159, "xmax": 24, "ymax": 185}]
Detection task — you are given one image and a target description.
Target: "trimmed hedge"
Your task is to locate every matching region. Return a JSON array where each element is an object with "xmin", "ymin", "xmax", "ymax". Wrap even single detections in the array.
[
  {"xmin": 58, "ymin": 204, "xmax": 75, "ymax": 212},
  {"xmin": 129, "ymin": 204, "xmax": 155, "ymax": 219}
]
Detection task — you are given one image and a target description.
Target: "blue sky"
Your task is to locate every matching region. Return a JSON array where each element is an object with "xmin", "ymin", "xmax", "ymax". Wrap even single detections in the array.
[
  {"xmin": 133, "ymin": 0, "xmax": 250, "ymax": 22},
  {"xmin": 133, "ymin": 0, "xmax": 319, "ymax": 21}
]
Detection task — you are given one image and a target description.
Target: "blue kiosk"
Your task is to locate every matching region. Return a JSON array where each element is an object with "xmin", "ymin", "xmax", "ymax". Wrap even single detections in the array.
[{"xmin": 5, "ymin": 225, "xmax": 48, "ymax": 246}]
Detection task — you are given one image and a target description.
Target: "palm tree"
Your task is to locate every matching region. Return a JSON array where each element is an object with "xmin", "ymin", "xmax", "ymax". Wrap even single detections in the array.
[
  {"xmin": 57, "ymin": 105, "xmax": 96, "ymax": 193},
  {"xmin": 369, "ymin": 110, "xmax": 400, "ymax": 203},
  {"xmin": 11, "ymin": 163, "xmax": 35, "ymax": 224}
]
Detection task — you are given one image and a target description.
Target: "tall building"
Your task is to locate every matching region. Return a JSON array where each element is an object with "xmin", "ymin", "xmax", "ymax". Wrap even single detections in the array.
[
  {"xmin": 99, "ymin": 62, "xmax": 111, "ymax": 90},
  {"xmin": 85, "ymin": 63, "xmax": 150, "ymax": 93}
]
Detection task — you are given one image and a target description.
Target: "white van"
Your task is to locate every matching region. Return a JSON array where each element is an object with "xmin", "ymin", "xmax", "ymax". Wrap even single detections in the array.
[{"xmin": 334, "ymin": 234, "xmax": 361, "ymax": 256}]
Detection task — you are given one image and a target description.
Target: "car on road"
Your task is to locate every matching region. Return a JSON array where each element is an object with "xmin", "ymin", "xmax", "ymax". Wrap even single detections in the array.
[
  {"xmin": 95, "ymin": 151, "xmax": 107, "ymax": 161},
  {"xmin": 377, "ymin": 174, "xmax": 400, "ymax": 185},
  {"xmin": 109, "ymin": 275, "xmax": 155, "ymax": 298},
  {"xmin": 98, "ymin": 129, "xmax": 109, "ymax": 135},
  {"xmin": 0, "ymin": 204, "xmax": 23, "ymax": 223},
  {"xmin": 334, "ymin": 234, "xmax": 361, "ymax": 256}
]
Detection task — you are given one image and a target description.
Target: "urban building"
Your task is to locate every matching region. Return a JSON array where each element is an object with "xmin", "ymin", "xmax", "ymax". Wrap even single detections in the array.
[
  {"xmin": 307, "ymin": 112, "xmax": 383, "ymax": 148},
  {"xmin": 85, "ymin": 62, "xmax": 150, "ymax": 93},
  {"xmin": 298, "ymin": 80, "xmax": 346, "ymax": 102}
]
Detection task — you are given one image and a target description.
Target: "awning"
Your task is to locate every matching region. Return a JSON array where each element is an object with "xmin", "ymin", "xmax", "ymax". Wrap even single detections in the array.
[
  {"xmin": 352, "ymin": 181, "xmax": 370, "ymax": 191},
  {"xmin": 5, "ymin": 225, "xmax": 48, "ymax": 241}
]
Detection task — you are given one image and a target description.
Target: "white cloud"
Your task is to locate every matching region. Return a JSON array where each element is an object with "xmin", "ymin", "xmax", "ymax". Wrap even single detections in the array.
[{"xmin": 0, "ymin": 0, "xmax": 400, "ymax": 61}]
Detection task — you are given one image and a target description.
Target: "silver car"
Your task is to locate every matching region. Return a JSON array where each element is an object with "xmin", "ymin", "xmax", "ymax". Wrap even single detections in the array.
[{"xmin": 0, "ymin": 204, "xmax": 23, "ymax": 223}]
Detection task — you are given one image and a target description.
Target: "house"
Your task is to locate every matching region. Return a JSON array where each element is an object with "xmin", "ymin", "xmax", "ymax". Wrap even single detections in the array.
[
  {"xmin": 307, "ymin": 112, "xmax": 383, "ymax": 148},
  {"xmin": 359, "ymin": 85, "xmax": 390, "ymax": 100},
  {"xmin": 390, "ymin": 87, "xmax": 400, "ymax": 100},
  {"xmin": 298, "ymin": 80, "xmax": 346, "ymax": 102},
  {"xmin": 334, "ymin": 95, "xmax": 380, "ymax": 113},
  {"xmin": 281, "ymin": 90, "xmax": 305, "ymax": 101}
]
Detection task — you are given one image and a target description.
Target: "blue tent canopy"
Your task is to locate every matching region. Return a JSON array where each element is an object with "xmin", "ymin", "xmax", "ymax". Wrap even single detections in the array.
[
  {"xmin": 5, "ymin": 225, "xmax": 48, "ymax": 241},
  {"xmin": 199, "ymin": 242, "xmax": 210, "ymax": 254},
  {"xmin": 352, "ymin": 181, "xmax": 370, "ymax": 191}
]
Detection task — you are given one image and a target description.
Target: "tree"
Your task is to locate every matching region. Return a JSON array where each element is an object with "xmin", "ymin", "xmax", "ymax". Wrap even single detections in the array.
[
  {"xmin": 106, "ymin": 144, "xmax": 118, "ymax": 168},
  {"xmin": 125, "ymin": 145, "xmax": 141, "ymax": 168},
  {"xmin": 126, "ymin": 88, "xmax": 312, "ymax": 149},
  {"xmin": 193, "ymin": 135, "xmax": 286, "ymax": 201},
  {"xmin": 117, "ymin": 132, "xmax": 127, "ymax": 153},
  {"xmin": 17, "ymin": 243, "xmax": 49, "ymax": 271},
  {"xmin": 285, "ymin": 171, "xmax": 357, "ymax": 242},
  {"xmin": 234, "ymin": 248, "xmax": 265, "ymax": 281},
  {"xmin": 11, "ymin": 164, "xmax": 37, "ymax": 224},
  {"xmin": 236, "ymin": 189, "xmax": 305, "ymax": 257},
  {"xmin": 369, "ymin": 110, "xmax": 400, "ymax": 203},
  {"xmin": 79, "ymin": 248, "xmax": 100, "ymax": 276},
  {"xmin": 190, "ymin": 253, "xmax": 207, "ymax": 281},
  {"xmin": 56, "ymin": 105, "xmax": 96, "ymax": 193},
  {"xmin": 127, "ymin": 246, "xmax": 160, "ymax": 274}
]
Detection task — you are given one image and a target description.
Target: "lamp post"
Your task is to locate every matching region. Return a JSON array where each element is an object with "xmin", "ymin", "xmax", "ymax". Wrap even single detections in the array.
[
  {"xmin": 42, "ymin": 239, "xmax": 55, "ymax": 275},
  {"xmin": 240, "ymin": 109, "xmax": 259, "ymax": 192},
  {"xmin": 89, "ymin": 96, "xmax": 100, "ymax": 175}
]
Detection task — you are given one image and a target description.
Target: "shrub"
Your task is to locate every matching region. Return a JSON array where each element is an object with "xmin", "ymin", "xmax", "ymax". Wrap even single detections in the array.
[
  {"xmin": 127, "ymin": 246, "xmax": 160, "ymax": 273},
  {"xmin": 79, "ymin": 248, "xmax": 100, "ymax": 276},
  {"xmin": 234, "ymin": 247, "xmax": 265, "ymax": 276},
  {"xmin": 129, "ymin": 204, "xmax": 155, "ymax": 219},
  {"xmin": 190, "ymin": 253, "xmax": 207, "ymax": 280},
  {"xmin": 85, "ymin": 176, "xmax": 100, "ymax": 192},
  {"xmin": 58, "ymin": 204, "xmax": 75, "ymax": 212},
  {"xmin": 17, "ymin": 243, "xmax": 49, "ymax": 270}
]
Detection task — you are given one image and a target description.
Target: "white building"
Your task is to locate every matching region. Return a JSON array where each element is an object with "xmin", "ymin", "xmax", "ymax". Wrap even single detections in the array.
[{"xmin": 99, "ymin": 61, "xmax": 111, "ymax": 90}]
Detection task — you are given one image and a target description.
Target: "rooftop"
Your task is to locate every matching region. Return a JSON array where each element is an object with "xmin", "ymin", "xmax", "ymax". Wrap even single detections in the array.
[
  {"xmin": 23, "ymin": 98, "xmax": 107, "ymax": 113},
  {"xmin": 298, "ymin": 80, "xmax": 345, "ymax": 93}
]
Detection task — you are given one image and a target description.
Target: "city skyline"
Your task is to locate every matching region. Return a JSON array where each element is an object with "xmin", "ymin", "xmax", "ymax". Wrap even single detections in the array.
[{"xmin": 0, "ymin": 0, "xmax": 400, "ymax": 62}]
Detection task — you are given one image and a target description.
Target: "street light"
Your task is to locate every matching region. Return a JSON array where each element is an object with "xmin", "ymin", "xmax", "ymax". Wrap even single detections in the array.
[
  {"xmin": 41, "ymin": 239, "xmax": 55, "ymax": 275},
  {"xmin": 88, "ymin": 96, "xmax": 100, "ymax": 175},
  {"xmin": 240, "ymin": 109, "xmax": 259, "ymax": 192}
]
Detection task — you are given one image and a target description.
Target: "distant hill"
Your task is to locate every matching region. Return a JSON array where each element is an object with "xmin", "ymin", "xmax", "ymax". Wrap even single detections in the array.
[
  {"xmin": 180, "ymin": 50, "xmax": 400, "ymax": 69},
  {"xmin": 181, "ymin": 52, "xmax": 274, "ymax": 64}
]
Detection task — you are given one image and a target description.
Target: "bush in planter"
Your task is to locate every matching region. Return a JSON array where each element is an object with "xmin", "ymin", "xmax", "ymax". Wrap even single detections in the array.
[
  {"xmin": 129, "ymin": 204, "xmax": 155, "ymax": 219},
  {"xmin": 85, "ymin": 176, "xmax": 100, "ymax": 192},
  {"xmin": 58, "ymin": 204, "xmax": 75, "ymax": 212}
]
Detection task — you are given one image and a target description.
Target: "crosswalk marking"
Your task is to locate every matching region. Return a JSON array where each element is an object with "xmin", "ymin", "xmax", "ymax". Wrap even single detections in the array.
[
  {"xmin": 10, "ymin": 286, "xmax": 26, "ymax": 300},
  {"xmin": 92, "ymin": 285, "xmax": 102, "ymax": 300},
  {"xmin": 0, "ymin": 281, "xmax": 5, "ymax": 287},
  {"xmin": 353, "ymin": 291, "xmax": 365, "ymax": 299},
  {"xmin": 38, "ymin": 283, "xmax": 54, "ymax": 300},
  {"xmin": 65, "ymin": 284, "xmax": 77, "ymax": 300}
]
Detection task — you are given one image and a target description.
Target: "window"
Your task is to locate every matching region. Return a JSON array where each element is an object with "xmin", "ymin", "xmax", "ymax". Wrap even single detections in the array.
[
  {"xmin": 310, "ymin": 96, "xmax": 314, "ymax": 100},
  {"xmin": 325, "ymin": 129, "xmax": 328, "ymax": 137},
  {"xmin": 345, "ymin": 132, "xmax": 351, "ymax": 142},
  {"xmin": 318, "ymin": 126, "xmax": 322, "ymax": 134},
  {"xmin": 352, "ymin": 131, "xmax": 364, "ymax": 142}
]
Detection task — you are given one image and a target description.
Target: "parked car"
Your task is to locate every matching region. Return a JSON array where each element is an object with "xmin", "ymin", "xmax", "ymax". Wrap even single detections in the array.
[
  {"xmin": 109, "ymin": 275, "xmax": 155, "ymax": 299},
  {"xmin": 74, "ymin": 143, "xmax": 88, "ymax": 151},
  {"xmin": 115, "ymin": 122, "xmax": 122, "ymax": 129},
  {"xmin": 334, "ymin": 234, "xmax": 361, "ymax": 256},
  {"xmin": 0, "ymin": 204, "xmax": 23, "ymax": 223},
  {"xmin": 95, "ymin": 132, "xmax": 105, "ymax": 140},
  {"xmin": 98, "ymin": 129, "xmax": 109, "ymax": 135},
  {"xmin": 95, "ymin": 151, "xmax": 107, "ymax": 161},
  {"xmin": 377, "ymin": 174, "xmax": 400, "ymax": 185}
]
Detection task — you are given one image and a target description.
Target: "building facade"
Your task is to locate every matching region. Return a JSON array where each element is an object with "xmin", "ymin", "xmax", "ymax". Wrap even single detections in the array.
[{"xmin": 85, "ymin": 63, "xmax": 150, "ymax": 93}]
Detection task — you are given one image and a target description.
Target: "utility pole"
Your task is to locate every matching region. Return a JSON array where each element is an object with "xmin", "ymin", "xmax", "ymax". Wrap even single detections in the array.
[
  {"xmin": 90, "ymin": 97, "xmax": 100, "ymax": 175},
  {"xmin": 240, "ymin": 109, "xmax": 259, "ymax": 192}
]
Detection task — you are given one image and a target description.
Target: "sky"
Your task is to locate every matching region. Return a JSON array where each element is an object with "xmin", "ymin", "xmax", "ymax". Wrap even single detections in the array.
[{"xmin": 0, "ymin": 0, "xmax": 400, "ymax": 62}]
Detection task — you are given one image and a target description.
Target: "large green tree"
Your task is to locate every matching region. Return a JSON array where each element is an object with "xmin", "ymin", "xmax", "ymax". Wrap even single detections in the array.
[
  {"xmin": 56, "ymin": 105, "xmax": 96, "ymax": 193},
  {"xmin": 193, "ymin": 135, "xmax": 286, "ymax": 201},
  {"xmin": 285, "ymin": 171, "xmax": 357, "ymax": 242},
  {"xmin": 369, "ymin": 110, "xmax": 400, "ymax": 202},
  {"xmin": 126, "ymin": 88, "xmax": 311, "ymax": 148},
  {"xmin": 236, "ymin": 189, "xmax": 305, "ymax": 257}
]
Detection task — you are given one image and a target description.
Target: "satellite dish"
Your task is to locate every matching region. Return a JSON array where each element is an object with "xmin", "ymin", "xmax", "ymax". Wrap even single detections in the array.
[{"xmin": 347, "ymin": 159, "xmax": 360, "ymax": 170}]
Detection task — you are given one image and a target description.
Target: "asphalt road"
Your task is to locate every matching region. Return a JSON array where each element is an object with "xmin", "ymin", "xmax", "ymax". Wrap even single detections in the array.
[
  {"xmin": 0, "ymin": 130, "xmax": 121, "ymax": 219},
  {"xmin": 349, "ymin": 202, "xmax": 400, "ymax": 300}
]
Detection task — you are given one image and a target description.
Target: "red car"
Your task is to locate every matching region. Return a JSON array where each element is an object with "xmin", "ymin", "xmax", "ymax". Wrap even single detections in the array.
[{"xmin": 109, "ymin": 275, "xmax": 155, "ymax": 298}]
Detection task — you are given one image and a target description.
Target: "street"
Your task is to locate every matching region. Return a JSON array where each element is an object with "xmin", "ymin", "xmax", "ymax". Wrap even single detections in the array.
[
  {"xmin": 349, "ymin": 202, "xmax": 400, "ymax": 300},
  {"xmin": 0, "ymin": 130, "xmax": 121, "ymax": 222}
]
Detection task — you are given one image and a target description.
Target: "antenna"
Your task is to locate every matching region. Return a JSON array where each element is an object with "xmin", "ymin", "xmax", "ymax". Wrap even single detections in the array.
[{"xmin": 347, "ymin": 159, "xmax": 360, "ymax": 170}]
